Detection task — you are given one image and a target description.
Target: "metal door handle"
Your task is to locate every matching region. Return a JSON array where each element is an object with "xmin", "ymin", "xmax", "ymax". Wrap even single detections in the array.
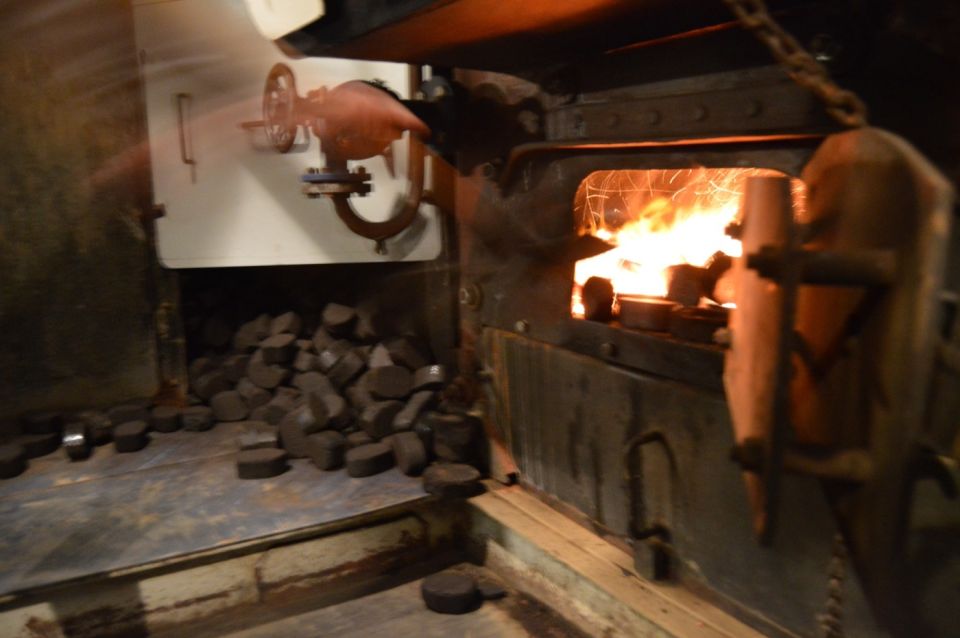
[{"xmin": 175, "ymin": 93, "xmax": 196, "ymax": 166}]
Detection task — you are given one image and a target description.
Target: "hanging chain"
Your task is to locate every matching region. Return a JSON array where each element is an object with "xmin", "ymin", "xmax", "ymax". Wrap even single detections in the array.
[
  {"xmin": 817, "ymin": 533, "xmax": 848, "ymax": 638},
  {"xmin": 722, "ymin": 0, "xmax": 868, "ymax": 128}
]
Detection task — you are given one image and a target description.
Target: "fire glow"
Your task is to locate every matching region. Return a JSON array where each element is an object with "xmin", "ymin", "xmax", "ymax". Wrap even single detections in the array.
[{"xmin": 571, "ymin": 167, "xmax": 790, "ymax": 318}]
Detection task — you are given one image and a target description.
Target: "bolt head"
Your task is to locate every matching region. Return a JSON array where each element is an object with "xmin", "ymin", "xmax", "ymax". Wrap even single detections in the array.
[
  {"xmin": 459, "ymin": 284, "xmax": 482, "ymax": 309},
  {"xmin": 810, "ymin": 33, "xmax": 841, "ymax": 64}
]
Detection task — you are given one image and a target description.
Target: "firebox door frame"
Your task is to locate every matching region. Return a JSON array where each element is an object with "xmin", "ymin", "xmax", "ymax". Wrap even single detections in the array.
[{"xmin": 460, "ymin": 140, "xmax": 819, "ymax": 390}]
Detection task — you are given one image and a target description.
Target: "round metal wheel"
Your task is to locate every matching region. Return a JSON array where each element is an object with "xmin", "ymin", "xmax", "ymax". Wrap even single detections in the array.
[{"xmin": 262, "ymin": 63, "xmax": 298, "ymax": 153}]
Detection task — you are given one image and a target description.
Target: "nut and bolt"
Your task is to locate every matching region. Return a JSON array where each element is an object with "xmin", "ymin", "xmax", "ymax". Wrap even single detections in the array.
[
  {"xmin": 458, "ymin": 284, "xmax": 483, "ymax": 310},
  {"xmin": 810, "ymin": 33, "xmax": 842, "ymax": 64},
  {"xmin": 518, "ymin": 110, "xmax": 541, "ymax": 135},
  {"xmin": 481, "ymin": 159, "xmax": 503, "ymax": 180}
]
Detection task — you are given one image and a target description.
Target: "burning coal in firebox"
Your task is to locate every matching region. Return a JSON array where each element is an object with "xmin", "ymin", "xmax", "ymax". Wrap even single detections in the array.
[{"xmin": 571, "ymin": 167, "xmax": 803, "ymax": 319}]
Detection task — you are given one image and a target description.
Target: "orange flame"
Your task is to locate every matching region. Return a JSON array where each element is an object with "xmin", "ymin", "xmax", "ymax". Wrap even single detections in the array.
[{"xmin": 572, "ymin": 167, "xmax": 794, "ymax": 317}]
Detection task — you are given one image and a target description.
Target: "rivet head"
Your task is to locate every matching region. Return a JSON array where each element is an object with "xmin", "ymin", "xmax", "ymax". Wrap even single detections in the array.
[
  {"xmin": 458, "ymin": 284, "xmax": 482, "ymax": 309},
  {"xmin": 514, "ymin": 320, "xmax": 530, "ymax": 333},
  {"xmin": 600, "ymin": 342, "xmax": 617, "ymax": 358},
  {"xmin": 810, "ymin": 33, "xmax": 841, "ymax": 64}
]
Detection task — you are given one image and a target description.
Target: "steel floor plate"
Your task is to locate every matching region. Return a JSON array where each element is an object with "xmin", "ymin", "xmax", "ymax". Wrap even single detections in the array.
[{"xmin": 0, "ymin": 423, "xmax": 428, "ymax": 599}]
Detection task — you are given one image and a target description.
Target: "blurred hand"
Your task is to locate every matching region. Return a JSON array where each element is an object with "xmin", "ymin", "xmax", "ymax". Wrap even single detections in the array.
[{"xmin": 315, "ymin": 80, "xmax": 429, "ymax": 162}]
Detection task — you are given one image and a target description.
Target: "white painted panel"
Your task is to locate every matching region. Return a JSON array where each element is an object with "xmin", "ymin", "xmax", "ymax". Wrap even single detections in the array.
[
  {"xmin": 133, "ymin": 0, "xmax": 442, "ymax": 267},
  {"xmin": 244, "ymin": 0, "xmax": 325, "ymax": 40}
]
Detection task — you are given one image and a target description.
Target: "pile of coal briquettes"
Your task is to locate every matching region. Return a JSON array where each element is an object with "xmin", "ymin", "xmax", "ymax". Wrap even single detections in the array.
[{"xmin": 1, "ymin": 304, "xmax": 484, "ymax": 498}]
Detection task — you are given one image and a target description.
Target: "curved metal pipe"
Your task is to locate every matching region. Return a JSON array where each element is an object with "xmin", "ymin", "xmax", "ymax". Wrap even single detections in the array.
[
  {"xmin": 330, "ymin": 65, "xmax": 426, "ymax": 247},
  {"xmin": 330, "ymin": 134, "xmax": 425, "ymax": 244}
]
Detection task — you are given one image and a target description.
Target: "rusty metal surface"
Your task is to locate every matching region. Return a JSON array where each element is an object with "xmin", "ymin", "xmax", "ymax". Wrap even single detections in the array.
[
  {"xmin": 483, "ymin": 328, "xmax": 883, "ymax": 637},
  {"xmin": 0, "ymin": 424, "xmax": 427, "ymax": 599},
  {"xmin": 723, "ymin": 175, "xmax": 798, "ymax": 543},
  {"xmin": 791, "ymin": 128, "xmax": 955, "ymax": 635},
  {"xmin": 457, "ymin": 142, "xmax": 812, "ymax": 391},
  {"xmin": 279, "ymin": 0, "xmax": 752, "ymax": 71}
]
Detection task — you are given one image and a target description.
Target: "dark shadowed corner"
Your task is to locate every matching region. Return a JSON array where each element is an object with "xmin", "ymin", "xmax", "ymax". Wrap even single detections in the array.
[{"xmin": 0, "ymin": 0, "xmax": 159, "ymax": 423}]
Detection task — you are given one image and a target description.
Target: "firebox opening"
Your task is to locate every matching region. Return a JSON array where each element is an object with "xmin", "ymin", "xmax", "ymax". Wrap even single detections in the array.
[{"xmin": 571, "ymin": 167, "xmax": 805, "ymax": 343}]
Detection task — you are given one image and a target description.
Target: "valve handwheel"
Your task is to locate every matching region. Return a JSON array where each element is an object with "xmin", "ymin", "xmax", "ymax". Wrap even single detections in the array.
[
  {"xmin": 262, "ymin": 63, "xmax": 298, "ymax": 153},
  {"xmin": 256, "ymin": 63, "xmax": 432, "ymax": 248}
]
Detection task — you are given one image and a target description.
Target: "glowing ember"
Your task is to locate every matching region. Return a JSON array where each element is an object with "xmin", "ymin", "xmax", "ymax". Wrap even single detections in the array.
[{"xmin": 571, "ymin": 167, "xmax": 796, "ymax": 318}]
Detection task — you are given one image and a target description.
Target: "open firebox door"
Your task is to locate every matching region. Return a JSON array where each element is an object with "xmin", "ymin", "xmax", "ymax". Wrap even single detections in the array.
[
  {"xmin": 724, "ymin": 127, "xmax": 958, "ymax": 634},
  {"xmin": 133, "ymin": 0, "xmax": 442, "ymax": 267}
]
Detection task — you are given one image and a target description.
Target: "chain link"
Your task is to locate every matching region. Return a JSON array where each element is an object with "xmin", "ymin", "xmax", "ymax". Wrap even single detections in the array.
[
  {"xmin": 818, "ymin": 533, "xmax": 848, "ymax": 638},
  {"xmin": 723, "ymin": 0, "xmax": 868, "ymax": 128}
]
